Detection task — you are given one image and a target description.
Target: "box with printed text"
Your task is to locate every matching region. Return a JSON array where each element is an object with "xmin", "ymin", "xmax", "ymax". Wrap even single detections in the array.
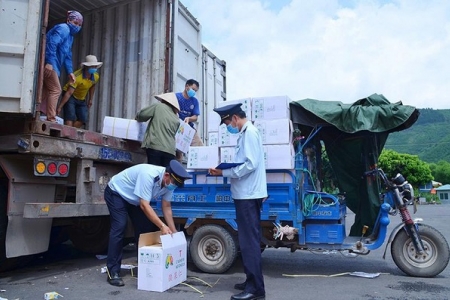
[
  {"xmin": 187, "ymin": 146, "xmax": 219, "ymax": 169},
  {"xmin": 252, "ymin": 96, "xmax": 291, "ymax": 120},
  {"xmin": 175, "ymin": 120, "xmax": 196, "ymax": 153},
  {"xmin": 137, "ymin": 231, "xmax": 187, "ymax": 292},
  {"xmin": 218, "ymin": 124, "xmax": 239, "ymax": 147},
  {"xmin": 254, "ymin": 118, "xmax": 293, "ymax": 145}
]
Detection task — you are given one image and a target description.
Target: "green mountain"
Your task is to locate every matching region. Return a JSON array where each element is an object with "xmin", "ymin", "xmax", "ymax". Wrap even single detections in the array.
[{"xmin": 385, "ymin": 109, "xmax": 450, "ymax": 163}]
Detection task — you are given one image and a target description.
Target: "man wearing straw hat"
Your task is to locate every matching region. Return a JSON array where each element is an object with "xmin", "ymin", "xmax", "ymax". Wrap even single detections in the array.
[
  {"xmin": 136, "ymin": 93, "xmax": 181, "ymax": 167},
  {"xmin": 57, "ymin": 55, "xmax": 103, "ymax": 128}
]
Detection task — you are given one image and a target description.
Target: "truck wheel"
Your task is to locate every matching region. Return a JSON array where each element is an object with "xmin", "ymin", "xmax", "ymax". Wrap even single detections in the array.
[
  {"xmin": 391, "ymin": 223, "xmax": 450, "ymax": 277},
  {"xmin": 67, "ymin": 217, "xmax": 110, "ymax": 254},
  {"xmin": 190, "ymin": 224, "xmax": 238, "ymax": 274}
]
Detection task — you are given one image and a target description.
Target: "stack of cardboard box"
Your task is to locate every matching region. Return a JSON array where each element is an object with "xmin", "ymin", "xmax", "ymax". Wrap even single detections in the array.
[{"xmin": 187, "ymin": 96, "xmax": 295, "ymax": 183}]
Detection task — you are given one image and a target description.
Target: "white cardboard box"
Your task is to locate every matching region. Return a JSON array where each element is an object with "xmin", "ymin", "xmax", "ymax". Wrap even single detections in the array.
[
  {"xmin": 184, "ymin": 172, "xmax": 225, "ymax": 184},
  {"xmin": 102, "ymin": 116, "xmax": 146, "ymax": 141},
  {"xmin": 266, "ymin": 171, "xmax": 295, "ymax": 183},
  {"xmin": 208, "ymin": 131, "xmax": 219, "ymax": 146},
  {"xmin": 187, "ymin": 146, "xmax": 219, "ymax": 169},
  {"xmin": 218, "ymin": 98, "xmax": 252, "ymax": 120},
  {"xmin": 220, "ymin": 146, "xmax": 236, "ymax": 163},
  {"xmin": 264, "ymin": 144, "xmax": 294, "ymax": 169},
  {"xmin": 254, "ymin": 118, "xmax": 293, "ymax": 145},
  {"xmin": 40, "ymin": 115, "xmax": 64, "ymax": 125},
  {"xmin": 218, "ymin": 124, "xmax": 239, "ymax": 147},
  {"xmin": 175, "ymin": 120, "xmax": 196, "ymax": 153},
  {"xmin": 252, "ymin": 96, "xmax": 291, "ymax": 120},
  {"xmin": 137, "ymin": 231, "xmax": 187, "ymax": 292},
  {"xmin": 207, "ymin": 110, "xmax": 222, "ymax": 133}
]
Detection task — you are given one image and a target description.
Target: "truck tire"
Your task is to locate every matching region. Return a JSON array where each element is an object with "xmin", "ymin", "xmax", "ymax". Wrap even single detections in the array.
[
  {"xmin": 190, "ymin": 224, "xmax": 238, "ymax": 274},
  {"xmin": 67, "ymin": 217, "xmax": 110, "ymax": 254},
  {"xmin": 391, "ymin": 223, "xmax": 450, "ymax": 277}
]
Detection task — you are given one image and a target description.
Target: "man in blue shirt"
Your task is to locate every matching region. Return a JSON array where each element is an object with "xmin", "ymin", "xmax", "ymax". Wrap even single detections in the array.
[
  {"xmin": 175, "ymin": 79, "xmax": 204, "ymax": 160},
  {"xmin": 209, "ymin": 103, "xmax": 267, "ymax": 300},
  {"xmin": 104, "ymin": 160, "xmax": 192, "ymax": 287},
  {"xmin": 41, "ymin": 10, "xmax": 83, "ymax": 123}
]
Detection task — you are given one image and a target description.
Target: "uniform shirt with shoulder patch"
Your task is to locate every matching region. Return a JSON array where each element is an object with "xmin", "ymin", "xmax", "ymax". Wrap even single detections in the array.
[{"xmin": 108, "ymin": 164, "xmax": 173, "ymax": 205}]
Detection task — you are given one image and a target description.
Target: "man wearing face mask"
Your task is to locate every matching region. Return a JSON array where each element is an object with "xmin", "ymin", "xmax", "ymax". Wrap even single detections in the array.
[
  {"xmin": 57, "ymin": 55, "xmax": 103, "ymax": 128},
  {"xmin": 175, "ymin": 79, "xmax": 204, "ymax": 160},
  {"xmin": 41, "ymin": 10, "xmax": 83, "ymax": 123},
  {"xmin": 208, "ymin": 103, "xmax": 267, "ymax": 300},
  {"xmin": 104, "ymin": 159, "xmax": 192, "ymax": 287}
]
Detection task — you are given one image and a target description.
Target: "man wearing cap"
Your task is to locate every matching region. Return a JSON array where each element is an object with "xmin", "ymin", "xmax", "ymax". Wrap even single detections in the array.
[
  {"xmin": 57, "ymin": 55, "xmax": 103, "ymax": 128},
  {"xmin": 41, "ymin": 10, "xmax": 83, "ymax": 123},
  {"xmin": 209, "ymin": 103, "xmax": 267, "ymax": 300},
  {"xmin": 136, "ymin": 92, "xmax": 180, "ymax": 167},
  {"xmin": 104, "ymin": 159, "xmax": 192, "ymax": 286}
]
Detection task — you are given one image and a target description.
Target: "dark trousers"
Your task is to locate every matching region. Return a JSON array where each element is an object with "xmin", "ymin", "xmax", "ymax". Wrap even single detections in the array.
[
  {"xmin": 104, "ymin": 186, "xmax": 158, "ymax": 275},
  {"xmin": 234, "ymin": 198, "xmax": 265, "ymax": 295},
  {"xmin": 146, "ymin": 148, "xmax": 175, "ymax": 167}
]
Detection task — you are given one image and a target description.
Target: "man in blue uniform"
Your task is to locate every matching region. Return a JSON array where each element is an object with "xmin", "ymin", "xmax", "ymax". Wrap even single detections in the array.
[
  {"xmin": 209, "ymin": 103, "xmax": 267, "ymax": 300},
  {"xmin": 104, "ymin": 160, "xmax": 192, "ymax": 287}
]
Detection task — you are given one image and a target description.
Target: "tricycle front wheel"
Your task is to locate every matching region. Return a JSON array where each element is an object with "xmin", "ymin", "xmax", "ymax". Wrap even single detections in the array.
[{"xmin": 391, "ymin": 223, "xmax": 450, "ymax": 277}]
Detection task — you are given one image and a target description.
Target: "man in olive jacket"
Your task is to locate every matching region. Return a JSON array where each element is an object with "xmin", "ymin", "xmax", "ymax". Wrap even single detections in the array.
[{"xmin": 136, "ymin": 92, "xmax": 180, "ymax": 167}]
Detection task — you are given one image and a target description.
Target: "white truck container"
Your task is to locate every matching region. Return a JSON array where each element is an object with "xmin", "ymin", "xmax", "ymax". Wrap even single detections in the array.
[{"xmin": 0, "ymin": 0, "xmax": 225, "ymax": 270}]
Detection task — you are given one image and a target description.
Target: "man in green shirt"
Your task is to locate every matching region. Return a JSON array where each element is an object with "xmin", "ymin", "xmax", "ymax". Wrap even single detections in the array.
[{"xmin": 136, "ymin": 93, "xmax": 180, "ymax": 167}]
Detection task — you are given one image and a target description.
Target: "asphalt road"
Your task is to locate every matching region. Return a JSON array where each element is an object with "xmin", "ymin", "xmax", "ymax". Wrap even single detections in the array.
[{"xmin": 1, "ymin": 204, "xmax": 449, "ymax": 300}]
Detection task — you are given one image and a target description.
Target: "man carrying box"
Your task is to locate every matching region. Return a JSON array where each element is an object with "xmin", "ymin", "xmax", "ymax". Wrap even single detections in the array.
[{"xmin": 104, "ymin": 160, "xmax": 192, "ymax": 287}]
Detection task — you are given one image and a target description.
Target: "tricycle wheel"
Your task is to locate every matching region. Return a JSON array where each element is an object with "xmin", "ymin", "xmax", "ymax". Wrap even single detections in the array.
[
  {"xmin": 190, "ymin": 224, "xmax": 238, "ymax": 274},
  {"xmin": 391, "ymin": 223, "xmax": 450, "ymax": 277}
]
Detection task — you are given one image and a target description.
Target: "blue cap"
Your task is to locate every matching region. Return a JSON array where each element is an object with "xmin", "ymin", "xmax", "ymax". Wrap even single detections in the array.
[
  {"xmin": 213, "ymin": 103, "xmax": 243, "ymax": 125},
  {"xmin": 167, "ymin": 160, "xmax": 192, "ymax": 187}
]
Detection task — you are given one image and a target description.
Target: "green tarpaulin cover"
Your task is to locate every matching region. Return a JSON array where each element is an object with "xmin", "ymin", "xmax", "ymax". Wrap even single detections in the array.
[{"xmin": 289, "ymin": 94, "xmax": 419, "ymax": 236}]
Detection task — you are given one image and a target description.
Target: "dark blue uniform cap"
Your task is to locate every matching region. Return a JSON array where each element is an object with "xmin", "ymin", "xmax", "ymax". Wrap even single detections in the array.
[
  {"xmin": 168, "ymin": 160, "xmax": 192, "ymax": 187},
  {"xmin": 213, "ymin": 103, "xmax": 243, "ymax": 125}
]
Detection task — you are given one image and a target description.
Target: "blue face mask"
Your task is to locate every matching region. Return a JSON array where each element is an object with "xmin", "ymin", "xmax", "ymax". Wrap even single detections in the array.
[
  {"xmin": 227, "ymin": 124, "xmax": 239, "ymax": 134},
  {"xmin": 68, "ymin": 23, "xmax": 81, "ymax": 35},
  {"xmin": 166, "ymin": 182, "xmax": 177, "ymax": 191},
  {"xmin": 88, "ymin": 68, "xmax": 97, "ymax": 75},
  {"xmin": 187, "ymin": 88, "xmax": 196, "ymax": 98}
]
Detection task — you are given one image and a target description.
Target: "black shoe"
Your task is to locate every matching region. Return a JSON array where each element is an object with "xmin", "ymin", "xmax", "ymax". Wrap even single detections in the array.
[
  {"xmin": 230, "ymin": 292, "xmax": 265, "ymax": 300},
  {"xmin": 234, "ymin": 282, "xmax": 246, "ymax": 290},
  {"xmin": 107, "ymin": 273, "xmax": 124, "ymax": 287}
]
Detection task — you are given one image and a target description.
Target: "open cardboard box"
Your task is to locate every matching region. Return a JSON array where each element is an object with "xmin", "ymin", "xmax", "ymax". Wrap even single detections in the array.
[{"xmin": 137, "ymin": 231, "xmax": 187, "ymax": 292}]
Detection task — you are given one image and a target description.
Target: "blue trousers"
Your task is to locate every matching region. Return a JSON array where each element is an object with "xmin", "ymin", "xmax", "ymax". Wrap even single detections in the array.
[
  {"xmin": 104, "ymin": 186, "xmax": 158, "ymax": 274},
  {"xmin": 234, "ymin": 198, "xmax": 265, "ymax": 295}
]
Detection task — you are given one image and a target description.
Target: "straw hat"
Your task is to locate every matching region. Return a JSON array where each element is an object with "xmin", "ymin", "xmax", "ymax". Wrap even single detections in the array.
[
  {"xmin": 154, "ymin": 92, "xmax": 180, "ymax": 112},
  {"xmin": 81, "ymin": 55, "xmax": 103, "ymax": 68}
]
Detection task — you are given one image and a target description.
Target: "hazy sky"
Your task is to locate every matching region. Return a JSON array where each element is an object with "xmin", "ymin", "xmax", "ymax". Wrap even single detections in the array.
[{"xmin": 181, "ymin": 0, "xmax": 450, "ymax": 109}]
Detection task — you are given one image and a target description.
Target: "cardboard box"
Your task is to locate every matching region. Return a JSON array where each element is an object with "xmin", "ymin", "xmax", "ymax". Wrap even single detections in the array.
[
  {"xmin": 254, "ymin": 118, "xmax": 293, "ymax": 145},
  {"xmin": 137, "ymin": 231, "xmax": 187, "ymax": 292},
  {"xmin": 102, "ymin": 116, "xmax": 147, "ymax": 141},
  {"xmin": 264, "ymin": 144, "xmax": 294, "ymax": 169},
  {"xmin": 218, "ymin": 124, "xmax": 239, "ymax": 147},
  {"xmin": 40, "ymin": 115, "xmax": 64, "ymax": 125},
  {"xmin": 175, "ymin": 120, "xmax": 196, "ymax": 153},
  {"xmin": 266, "ymin": 171, "xmax": 295, "ymax": 183},
  {"xmin": 184, "ymin": 172, "xmax": 225, "ymax": 184},
  {"xmin": 220, "ymin": 147, "xmax": 235, "ymax": 163},
  {"xmin": 187, "ymin": 146, "xmax": 219, "ymax": 169},
  {"xmin": 208, "ymin": 131, "xmax": 219, "ymax": 146},
  {"xmin": 207, "ymin": 110, "xmax": 222, "ymax": 133},
  {"xmin": 218, "ymin": 98, "xmax": 252, "ymax": 120},
  {"xmin": 252, "ymin": 96, "xmax": 291, "ymax": 120}
]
